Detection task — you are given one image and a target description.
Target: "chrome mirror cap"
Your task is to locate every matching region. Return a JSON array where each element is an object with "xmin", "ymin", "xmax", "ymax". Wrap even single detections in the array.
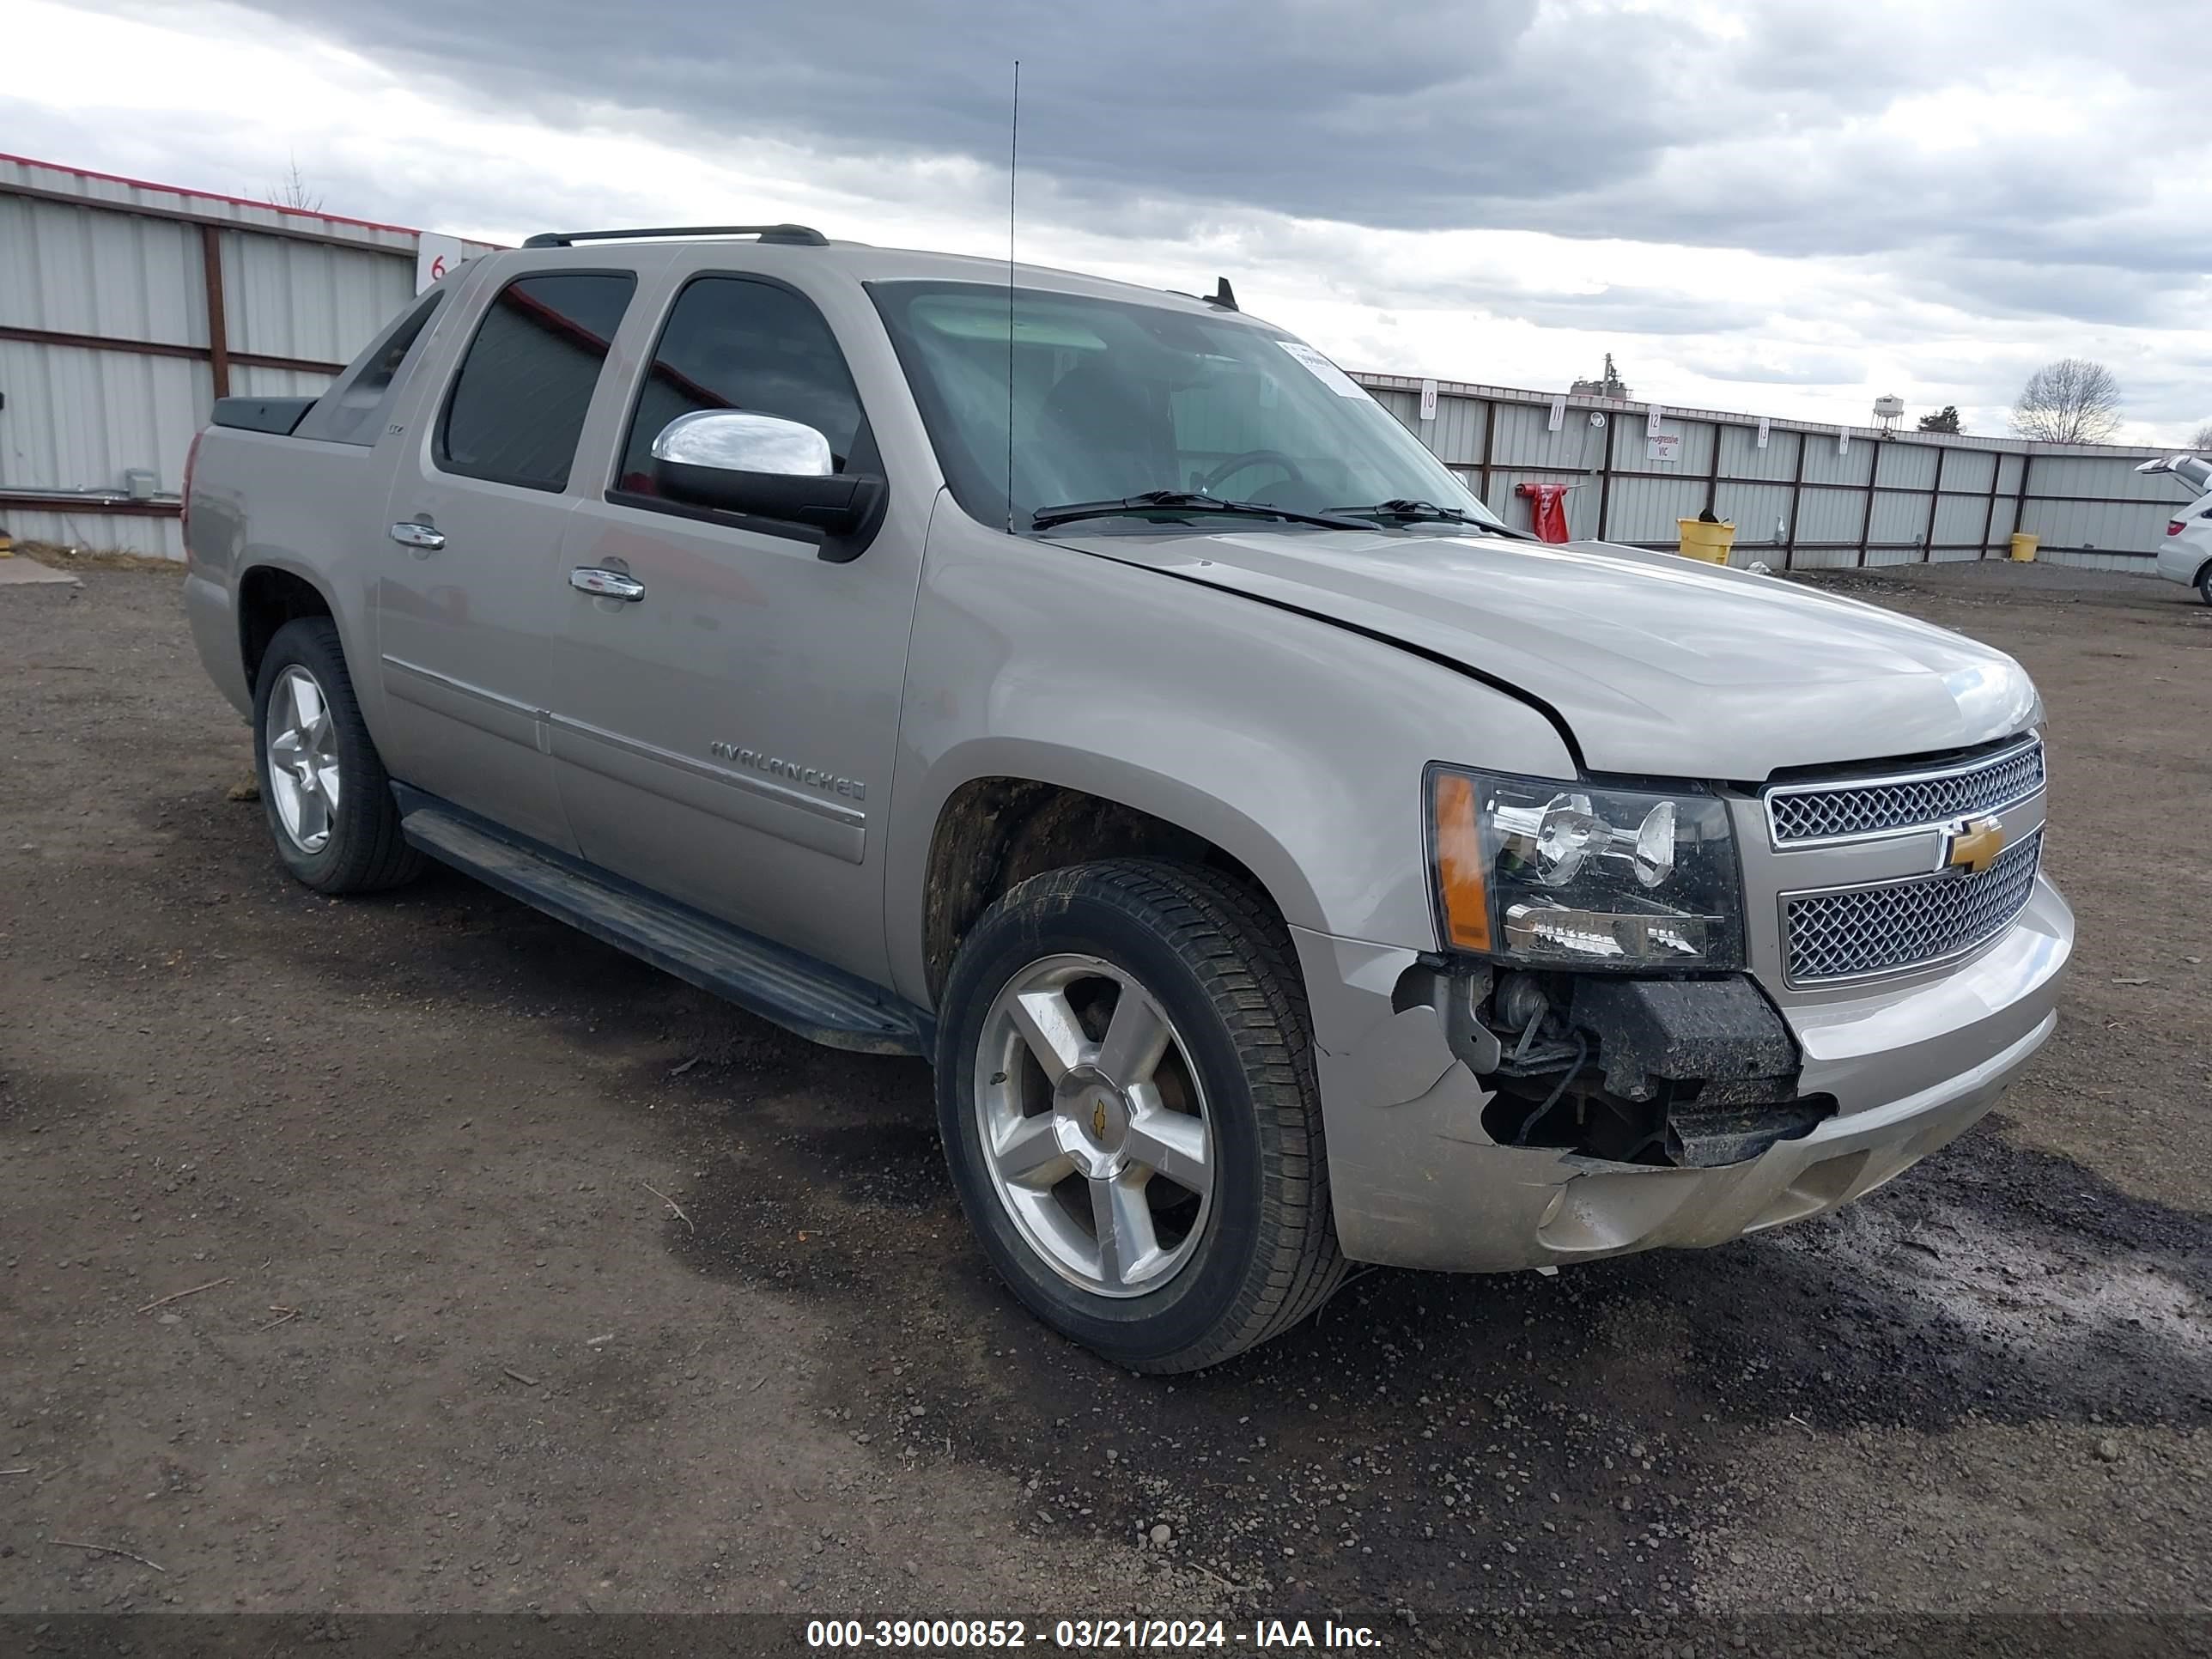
[{"xmin": 651, "ymin": 410, "xmax": 833, "ymax": 477}]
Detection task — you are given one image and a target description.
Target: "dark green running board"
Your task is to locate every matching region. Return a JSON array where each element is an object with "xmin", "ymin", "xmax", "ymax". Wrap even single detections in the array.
[{"xmin": 394, "ymin": 788, "xmax": 930, "ymax": 1057}]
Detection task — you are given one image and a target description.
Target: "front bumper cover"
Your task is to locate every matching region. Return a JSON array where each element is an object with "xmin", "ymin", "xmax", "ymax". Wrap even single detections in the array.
[{"xmin": 1293, "ymin": 874, "xmax": 2071, "ymax": 1273}]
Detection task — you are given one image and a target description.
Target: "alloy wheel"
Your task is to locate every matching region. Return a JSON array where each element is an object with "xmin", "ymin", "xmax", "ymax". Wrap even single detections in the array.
[
  {"xmin": 973, "ymin": 953, "xmax": 1216, "ymax": 1297},
  {"xmin": 265, "ymin": 665, "xmax": 343, "ymax": 854}
]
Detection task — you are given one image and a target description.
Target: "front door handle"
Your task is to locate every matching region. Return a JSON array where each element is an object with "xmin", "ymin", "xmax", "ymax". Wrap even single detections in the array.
[
  {"xmin": 570, "ymin": 566, "xmax": 647, "ymax": 603},
  {"xmin": 389, "ymin": 521, "xmax": 446, "ymax": 551}
]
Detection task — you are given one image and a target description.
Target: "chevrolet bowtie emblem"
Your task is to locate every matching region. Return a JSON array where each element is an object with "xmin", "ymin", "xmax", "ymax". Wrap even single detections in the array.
[
  {"xmin": 1939, "ymin": 815, "xmax": 2007, "ymax": 876},
  {"xmin": 1092, "ymin": 1099, "xmax": 1109, "ymax": 1138}
]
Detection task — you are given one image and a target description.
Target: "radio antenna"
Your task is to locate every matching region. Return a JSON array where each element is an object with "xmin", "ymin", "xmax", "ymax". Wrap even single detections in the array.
[{"xmin": 1005, "ymin": 58, "xmax": 1020, "ymax": 534}]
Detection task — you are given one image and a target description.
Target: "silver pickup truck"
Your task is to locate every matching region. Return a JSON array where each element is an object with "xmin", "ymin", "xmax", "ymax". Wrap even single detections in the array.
[{"xmin": 182, "ymin": 224, "xmax": 2072, "ymax": 1371}]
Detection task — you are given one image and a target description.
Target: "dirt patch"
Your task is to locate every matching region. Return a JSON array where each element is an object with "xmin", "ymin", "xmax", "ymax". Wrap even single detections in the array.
[
  {"xmin": 12, "ymin": 539, "xmax": 188, "ymax": 574},
  {"xmin": 0, "ymin": 562, "xmax": 2206, "ymax": 1636}
]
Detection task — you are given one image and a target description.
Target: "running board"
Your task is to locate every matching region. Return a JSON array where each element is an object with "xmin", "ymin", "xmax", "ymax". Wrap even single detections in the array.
[{"xmin": 394, "ymin": 792, "xmax": 929, "ymax": 1057}]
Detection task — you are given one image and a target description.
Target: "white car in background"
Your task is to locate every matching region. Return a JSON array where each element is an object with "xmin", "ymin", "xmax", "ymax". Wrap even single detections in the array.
[{"xmin": 2138, "ymin": 452, "xmax": 2212, "ymax": 604}]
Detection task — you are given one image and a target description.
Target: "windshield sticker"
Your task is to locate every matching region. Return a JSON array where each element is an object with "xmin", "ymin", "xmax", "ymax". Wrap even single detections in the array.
[{"xmin": 1277, "ymin": 340, "xmax": 1368, "ymax": 398}]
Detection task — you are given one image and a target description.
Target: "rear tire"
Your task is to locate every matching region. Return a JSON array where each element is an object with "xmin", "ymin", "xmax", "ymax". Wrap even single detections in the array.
[
  {"xmin": 2197, "ymin": 564, "xmax": 2212, "ymax": 606},
  {"xmin": 935, "ymin": 859, "xmax": 1346, "ymax": 1372},
  {"xmin": 252, "ymin": 617, "xmax": 422, "ymax": 895}
]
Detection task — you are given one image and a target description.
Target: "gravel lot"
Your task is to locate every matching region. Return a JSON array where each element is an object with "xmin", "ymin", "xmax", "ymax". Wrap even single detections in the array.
[{"xmin": 1, "ymin": 556, "xmax": 2207, "ymax": 1649}]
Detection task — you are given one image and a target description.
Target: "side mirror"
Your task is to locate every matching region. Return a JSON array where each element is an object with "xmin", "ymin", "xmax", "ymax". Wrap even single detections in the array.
[{"xmin": 651, "ymin": 410, "xmax": 884, "ymax": 540}]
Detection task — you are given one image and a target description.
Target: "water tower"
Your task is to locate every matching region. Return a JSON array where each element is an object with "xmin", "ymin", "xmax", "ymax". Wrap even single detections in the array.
[{"xmin": 1873, "ymin": 394, "xmax": 1905, "ymax": 435}]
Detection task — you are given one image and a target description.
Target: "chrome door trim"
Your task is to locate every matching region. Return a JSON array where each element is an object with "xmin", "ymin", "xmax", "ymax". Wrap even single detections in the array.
[
  {"xmin": 381, "ymin": 654, "xmax": 540, "ymax": 718},
  {"xmin": 381, "ymin": 653, "xmax": 550, "ymax": 751}
]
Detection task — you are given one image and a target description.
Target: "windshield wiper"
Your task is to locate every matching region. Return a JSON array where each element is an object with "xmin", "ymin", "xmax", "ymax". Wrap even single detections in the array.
[
  {"xmin": 1031, "ymin": 491, "xmax": 1375, "ymax": 532},
  {"xmin": 1327, "ymin": 498, "xmax": 1529, "ymax": 538}
]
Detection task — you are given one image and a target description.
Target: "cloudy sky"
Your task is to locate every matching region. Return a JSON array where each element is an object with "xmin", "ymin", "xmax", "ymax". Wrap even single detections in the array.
[{"xmin": 9, "ymin": 0, "xmax": 2209, "ymax": 442}]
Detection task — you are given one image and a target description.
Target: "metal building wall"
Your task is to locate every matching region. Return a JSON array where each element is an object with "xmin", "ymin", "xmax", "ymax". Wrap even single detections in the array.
[
  {"xmin": 0, "ymin": 154, "xmax": 492, "ymax": 559},
  {"xmin": 1361, "ymin": 372, "xmax": 2188, "ymax": 576},
  {"xmin": 223, "ymin": 233, "xmax": 416, "ymax": 368}
]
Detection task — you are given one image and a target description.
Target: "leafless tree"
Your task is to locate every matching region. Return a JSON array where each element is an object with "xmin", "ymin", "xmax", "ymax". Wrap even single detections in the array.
[
  {"xmin": 2008, "ymin": 359, "xmax": 2121, "ymax": 443},
  {"xmin": 267, "ymin": 157, "xmax": 323, "ymax": 214},
  {"xmin": 2190, "ymin": 419, "xmax": 2212, "ymax": 452}
]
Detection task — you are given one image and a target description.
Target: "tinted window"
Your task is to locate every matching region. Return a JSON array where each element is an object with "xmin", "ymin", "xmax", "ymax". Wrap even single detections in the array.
[
  {"xmin": 296, "ymin": 290, "xmax": 443, "ymax": 447},
  {"xmin": 438, "ymin": 272, "xmax": 636, "ymax": 491},
  {"xmin": 615, "ymin": 276, "xmax": 866, "ymax": 497}
]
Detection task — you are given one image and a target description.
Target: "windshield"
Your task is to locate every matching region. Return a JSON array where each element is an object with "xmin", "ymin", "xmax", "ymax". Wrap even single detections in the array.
[{"xmin": 869, "ymin": 280, "xmax": 1506, "ymax": 534}]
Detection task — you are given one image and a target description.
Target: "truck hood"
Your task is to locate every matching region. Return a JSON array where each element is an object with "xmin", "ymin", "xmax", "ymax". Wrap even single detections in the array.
[{"xmin": 1061, "ymin": 529, "xmax": 2039, "ymax": 780}]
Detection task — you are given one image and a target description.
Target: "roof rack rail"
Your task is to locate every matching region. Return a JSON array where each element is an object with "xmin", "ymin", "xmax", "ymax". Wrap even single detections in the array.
[{"xmin": 520, "ymin": 223, "xmax": 829, "ymax": 249}]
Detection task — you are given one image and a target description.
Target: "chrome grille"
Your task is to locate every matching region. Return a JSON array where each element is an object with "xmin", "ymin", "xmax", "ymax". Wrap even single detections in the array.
[
  {"xmin": 1767, "ymin": 740, "xmax": 2044, "ymax": 844},
  {"xmin": 1784, "ymin": 830, "xmax": 2043, "ymax": 983}
]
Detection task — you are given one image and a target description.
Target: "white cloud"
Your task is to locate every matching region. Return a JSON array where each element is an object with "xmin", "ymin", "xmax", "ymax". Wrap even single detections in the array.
[{"xmin": 6, "ymin": 0, "xmax": 2209, "ymax": 443}]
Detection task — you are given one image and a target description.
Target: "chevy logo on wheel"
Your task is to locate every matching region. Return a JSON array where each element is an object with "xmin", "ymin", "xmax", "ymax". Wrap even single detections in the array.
[{"xmin": 1938, "ymin": 816, "xmax": 2008, "ymax": 876}]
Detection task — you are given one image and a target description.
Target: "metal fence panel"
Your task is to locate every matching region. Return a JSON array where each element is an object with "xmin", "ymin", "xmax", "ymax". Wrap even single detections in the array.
[
  {"xmin": 1, "ymin": 195, "xmax": 205, "ymax": 346},
  {"xmin": 230, "ymin": 365, "xmax": 337, "ymax": 399},
  {"xmin": 1792, "ymin": 486, "xmax": 1866, "ymax": 550},
  {"xmin": 1934, "ymin": 495, "xmax": 1992, "ymax": 549},
  {"xmin": 1878, "ymin": 443, "xmax": 1938, "ymax": 491},
  {"xmin": 1798, "ymin": 432, "xmax": 1868, "ymax": 489},
  {"xmin": 1371, "ymin": 387, "xmax": 1420, "ymax": 434},
  {"xmin": 1717, "ymin": 422, "xmax": 1796, "ymax": 482},
  {"xmin": 1868, "ymin": 489, "xmax": 1930, "ymax": 547},
  {"xmin": 2021, "ymin": 496, "xmax": 2170, "ymax": 556},
  {"xmin": 1358, "ymin": 374, "xmax": 2182, "ymax": 572},
  {"xmin": 0, "ymin": 338, "xmax": 207, "ymax": 494},
  {"xmin": 1719, "ymin": 483, "xmax": 1796, "ymax": 550},
  {"xmin": 2032, "ymin": 453, "xmax": 2179, "ymax": 504},
  {"xmin": 1421, "ymin": 394, "xmax": 1486, "ymax": 466},
  {"xmin": 223, "ymin": 231, "xmax": 412, "ymax": 365},
  {"xmin": 1639, "ymin": 416, "xmax": 1716, "ymax": 478},
  {"xmin": 1492, "ymin": 399, "xmax": 1605, "ymax": 473},
  {"xmin": 1942, "ymin": 449, "xmax": 1999, "ymax": 494},
  {"xmin": 1606, "ymin": 472, "xmax": 1707, "ymax": 543},
  {"xmin": 1790, "ymin": 544, "xmax": 1860, "ymax": 570},
  {"xmin": 1989, "ymin": 495, "xmax": 2021, "ymax": 544}
]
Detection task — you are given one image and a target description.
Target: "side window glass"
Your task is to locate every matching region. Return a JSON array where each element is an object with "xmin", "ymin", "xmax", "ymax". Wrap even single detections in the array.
[
  {"xmin": 615, "ymin": 276, "xmax": 866, "ymax": 499},
  {"xmin": 296, "ymin": 290, "xmax": 443, "ymax": 447},
  {"xmin": 436, "ymin": 272, "xmax": 637, "ymax": 491}
]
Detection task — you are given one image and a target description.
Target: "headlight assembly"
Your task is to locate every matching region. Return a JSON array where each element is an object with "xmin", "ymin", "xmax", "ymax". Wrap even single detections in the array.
[{"xmin": 1426, "ymin": 767, "xmax": 1745, "ymax": 969}]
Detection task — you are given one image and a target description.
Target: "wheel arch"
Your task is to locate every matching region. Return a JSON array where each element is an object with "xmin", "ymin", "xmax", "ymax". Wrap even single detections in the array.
[
  {"xmin": 905, "ymin": 748, "xmax": 1325, "ymax": 1007},
  {"xmin": 237, "ymin": 562, "xmax": 339, "ymax": 693}
]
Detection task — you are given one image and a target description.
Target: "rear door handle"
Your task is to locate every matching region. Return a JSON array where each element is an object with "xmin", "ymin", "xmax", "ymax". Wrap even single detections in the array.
[
  {"xmin": 570, "ymin": 567, "xmax": 647, "ymax": 602},
  {"xmin": 389, "ymin": 521, "xmax": 446, "ymax": 551}
]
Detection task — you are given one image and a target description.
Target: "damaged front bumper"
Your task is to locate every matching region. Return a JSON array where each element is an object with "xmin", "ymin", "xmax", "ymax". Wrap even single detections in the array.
[{"xmin": 1292, "ymin": 875, "xmax": 2072, "ymax": 1273}]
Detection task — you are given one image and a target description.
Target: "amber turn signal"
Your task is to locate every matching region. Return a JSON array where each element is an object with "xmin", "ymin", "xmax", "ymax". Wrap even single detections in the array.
[{"xmin": 1431, "ymin": 770, "xmax": 1492, "ymax": 952}]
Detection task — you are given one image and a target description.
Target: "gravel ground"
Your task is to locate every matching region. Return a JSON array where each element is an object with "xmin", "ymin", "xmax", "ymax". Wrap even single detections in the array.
[{"xmin": 0, "ymin": 556, "xmax": 2206, "ymax": 1651}]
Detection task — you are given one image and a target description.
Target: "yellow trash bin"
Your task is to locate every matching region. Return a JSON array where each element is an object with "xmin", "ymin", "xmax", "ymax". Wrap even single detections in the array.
[
  {"xmin": 2008, "ymin": 533, "xmax": 2039, "ymax": 562},
  {"xmin": 1676, "ymin": 518, "xmax": 1735, "ymax": 565}
]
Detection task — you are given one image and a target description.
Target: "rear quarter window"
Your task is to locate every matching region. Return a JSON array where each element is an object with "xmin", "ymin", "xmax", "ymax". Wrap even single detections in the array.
[
  {"xmin": 435, "ymin": 271, "xmax": 637, "ymax": 492},
  {"xmin": 293, "ymin": 289, "xmax": 444, "ymax": 447}
]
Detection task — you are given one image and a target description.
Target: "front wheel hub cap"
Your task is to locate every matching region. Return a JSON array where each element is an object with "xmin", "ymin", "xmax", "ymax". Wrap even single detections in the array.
[{"xmin": 1058, "ymin": 1066, "xmax": 1133, "ymax": 1176}]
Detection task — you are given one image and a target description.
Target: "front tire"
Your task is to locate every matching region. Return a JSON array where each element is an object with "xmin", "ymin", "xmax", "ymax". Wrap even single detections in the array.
[
  {"xmin": 252, "ymin": 617, "xmax": 422, "ymax": 895},
  {"xmin": 936, "ymin": 860, "xmax": 1345, "ymax": 1372}
]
